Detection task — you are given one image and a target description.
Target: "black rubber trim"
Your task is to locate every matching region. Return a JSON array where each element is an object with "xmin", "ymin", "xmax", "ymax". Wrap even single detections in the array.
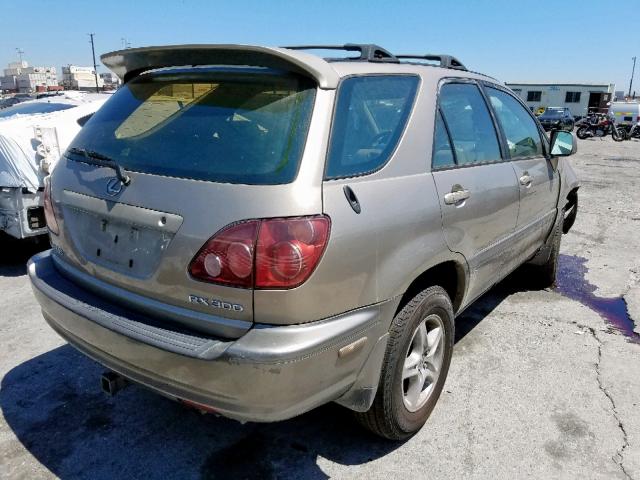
[{"xmin": 29, "ymin": 252, "xmax": 232, "ymax": 359}]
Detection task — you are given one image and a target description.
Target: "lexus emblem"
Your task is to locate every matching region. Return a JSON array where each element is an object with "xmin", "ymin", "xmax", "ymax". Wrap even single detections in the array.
[{"xmin": 106, "ymin": 177, "xmax": 123, "ymax": 196}]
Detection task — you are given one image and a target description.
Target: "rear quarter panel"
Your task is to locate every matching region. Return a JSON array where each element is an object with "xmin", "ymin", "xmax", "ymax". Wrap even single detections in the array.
[{"xmin": 254, "ymin": 71, "xmax": 465, "ymax": 325}]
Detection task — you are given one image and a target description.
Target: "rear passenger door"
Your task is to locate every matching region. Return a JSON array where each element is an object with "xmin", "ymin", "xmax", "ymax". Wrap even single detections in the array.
[
  {"xmin": 484, "ymin": 85, "xmax": 560, "ymax": 264},
  {"xmin": 431, "ymin": 81, "xmax": 520, "ymax": 302}
]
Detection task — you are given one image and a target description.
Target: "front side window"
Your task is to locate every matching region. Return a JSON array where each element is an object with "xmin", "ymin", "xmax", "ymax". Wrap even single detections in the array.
[
  {"xmin": 527, "ymin": 91, "xmax": 542, "ymax": 102},
  {"xmin": 325, "ymin": 75, "xmax": 419, "ymax": 179},
  {"xmin": 438, "ymin": 82, "xmax": 502, "ymax": 165},
  {"xmin": 68, "ymin": 69, "xmax": 316, "ymax": 185},
  {"xmin": 487, "ymin": 87, "xmax": 543, "ymax": 159}
]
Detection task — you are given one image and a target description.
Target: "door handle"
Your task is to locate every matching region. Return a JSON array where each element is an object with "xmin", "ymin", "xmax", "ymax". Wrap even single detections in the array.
[
  {"xmin": 519, "ymin": 174, "xmax": 533, "ymax": 186},
  {"xmin": 444, "ymin": 188, "xmax": 471, "ymax": 205}
]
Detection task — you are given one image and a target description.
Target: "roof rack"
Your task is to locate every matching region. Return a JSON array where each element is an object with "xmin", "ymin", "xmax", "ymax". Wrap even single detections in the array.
[
  {"xmin": 395, "ymin": 54, "xmax": 467, "ymax": 71},
  {"xmin": 282, "ymin": 44, "xmax": 399, "ymax": 63}
]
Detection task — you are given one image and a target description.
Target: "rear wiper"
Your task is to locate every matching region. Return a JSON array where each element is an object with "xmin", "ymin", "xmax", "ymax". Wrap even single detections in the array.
[{"xmin": 66, "ymin": 147, "xmax": 131, "ymax": 185}]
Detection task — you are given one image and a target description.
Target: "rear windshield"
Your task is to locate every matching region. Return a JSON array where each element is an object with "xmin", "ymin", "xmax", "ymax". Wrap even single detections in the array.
[
  {"xmin": 540, "ymin": 108, "xmax": 564, "ymax": 117},
  {"xmin": 0, "ymin": 102, "xmax": 74, "ymax": 119},
  {"xmin": 68, "ymin": 69, "xmax": 316, "ymax": 185}
]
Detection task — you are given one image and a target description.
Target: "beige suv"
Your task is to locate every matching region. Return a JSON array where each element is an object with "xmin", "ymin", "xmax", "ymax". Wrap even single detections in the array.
[{"xmin": 28, "ymin": 44, "xmax": 579, "ymax": 439}]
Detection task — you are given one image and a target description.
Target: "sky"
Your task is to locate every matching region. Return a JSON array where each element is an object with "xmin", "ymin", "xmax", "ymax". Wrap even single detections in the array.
[{"xmin": 1, "ymin": 0, "xmax": 638, "ymax": 93}]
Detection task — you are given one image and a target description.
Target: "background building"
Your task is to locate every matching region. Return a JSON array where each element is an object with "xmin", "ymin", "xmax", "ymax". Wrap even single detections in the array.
[
  {"xmin": 505, "ymin": 82, "xmax": 615, "ymax": 118},
  {"xmin": 1, "ymin": 61, "xmax": 58, "ymax": 93},
  {"xmin": 99, "ymin": 71, "xmax": 120, "ymax": 90},
  {"xmin": 62, "ymin": 65, "xmax": 103, "ymax": 91}
]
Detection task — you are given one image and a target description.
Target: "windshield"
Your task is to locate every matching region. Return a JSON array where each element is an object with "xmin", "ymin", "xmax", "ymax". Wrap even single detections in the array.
[
  {"xmin": 68, "ymin": 69, "xmax": 316, "ymax": 185},
  {"xmin": 0, "ymin": 102, "xmax": 75, "ymax": 119},
  {"xmin": 539, "ymin": 108, "xmax": 565, "ymax": 118}
]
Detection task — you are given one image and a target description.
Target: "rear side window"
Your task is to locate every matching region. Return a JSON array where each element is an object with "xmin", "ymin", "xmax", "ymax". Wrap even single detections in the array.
[
  {"xmin": 439, "ymin": 83, "xmax": 502, "ymax": 165},
  {"xmin": 325, "ymin": 75, "xmax": 419, "ymax": 179},
  {"xmin": 486, "ymin": 87, "xmax": 543, "ymax": 159},
  {"xmin": 432, "ymin": 110, "xmax": 455, "ymax": 169},
  {"xmin": 67, "ymin": 70, "xmax": 316, "ymax": 185}
]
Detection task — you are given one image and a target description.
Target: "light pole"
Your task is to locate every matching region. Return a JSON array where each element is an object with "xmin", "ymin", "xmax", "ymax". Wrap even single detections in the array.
[
  {"xmin": 88, "ymin": 33, "xmax": 99, "ymax": 93},
  {"xmin": 628, "ymin": 56, "xmax": 636, "ymax": 98}
]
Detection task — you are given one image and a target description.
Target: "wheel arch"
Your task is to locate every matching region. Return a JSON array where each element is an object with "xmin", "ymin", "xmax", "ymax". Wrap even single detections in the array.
[{"xmin": 395, "ymin": 259, "xmax": 467, "ymax": 317}]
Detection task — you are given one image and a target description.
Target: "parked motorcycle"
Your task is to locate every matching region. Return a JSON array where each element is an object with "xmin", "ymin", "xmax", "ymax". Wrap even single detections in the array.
[
  {"xmin": 625, "ymin": 122, "xmax": 640, "ymax": 139},
  {"xmin": 576, "ymin": 115, "xmax": 625, "ymax": 141},
  {"xmin": 575, "ymin": 112, "xmax": 604, "ymax": 130},
  {"xmin": 605, "ymin": 121, "xmax": 640, "ymax": 141}
]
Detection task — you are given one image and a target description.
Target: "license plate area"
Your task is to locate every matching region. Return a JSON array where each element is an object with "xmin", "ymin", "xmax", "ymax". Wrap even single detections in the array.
[
  {"xmin": 64, "ymin": 207, "xmax": 173, "ymax": 278},
  {"xmin": 94, "ymin": 218, "xmax": 167, "ymax": 271}
]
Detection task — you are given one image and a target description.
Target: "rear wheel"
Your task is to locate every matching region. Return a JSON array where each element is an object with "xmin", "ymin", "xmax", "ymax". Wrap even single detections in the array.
[
  {"xmin": 576, "ymin": 126, "xmax": 590, "ymax": 139},
  {"xmin": 356, "ymin": 286, "xmax": 454, "ymax": 440},
  {"xmin": 612, "ymin": 127, "xmax": 626, "ymax": 142}
]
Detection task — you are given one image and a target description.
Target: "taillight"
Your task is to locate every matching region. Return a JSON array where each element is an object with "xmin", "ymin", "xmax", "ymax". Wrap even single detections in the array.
[
  {"xmin": 189, "ymin": 216, "xmax": 330, "ymax": 289},
  {"xmin": 255, "ymin": 217, "xmax": 330, "ymax": 288},
  {"xmin": 43, "ymin": 178, "xmax": 59, "ymax": 235},
  {"xmin": 188, "ymin": 221, "xmax": 259, "ymax": 288}
]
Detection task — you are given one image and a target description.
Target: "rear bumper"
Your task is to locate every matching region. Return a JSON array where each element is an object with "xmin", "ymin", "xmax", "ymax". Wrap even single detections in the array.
[
  {"xmin": 28, "ymin": 250, "xmax": 395, "ymax": 422},
  {"xmin": 540, "ymin": 122, "xmax": 568, "ymax": 131}
]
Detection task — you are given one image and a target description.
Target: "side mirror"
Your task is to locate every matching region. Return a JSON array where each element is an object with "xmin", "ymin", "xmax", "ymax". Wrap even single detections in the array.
[
  {"xmin": 550, "ymin": 130, "xmax": 577, "ymax": 156},
  {"xmin": 76, "ymin": 113, "xmax": 93, "ymax": 127}
]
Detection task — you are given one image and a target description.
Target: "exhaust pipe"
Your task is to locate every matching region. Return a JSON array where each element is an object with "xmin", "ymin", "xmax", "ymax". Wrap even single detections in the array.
[{"xmin": 100, "ymin": 371, "xmax": 128, "ymax": 396}]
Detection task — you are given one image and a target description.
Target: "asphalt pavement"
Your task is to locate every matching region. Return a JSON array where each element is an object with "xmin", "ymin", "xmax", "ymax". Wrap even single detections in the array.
[{"xmin": 0, "ymin": 137, "xmax": 638, "ymax": 479}]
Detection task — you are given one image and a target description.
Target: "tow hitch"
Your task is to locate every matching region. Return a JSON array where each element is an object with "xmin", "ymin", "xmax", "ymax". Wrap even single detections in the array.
[{"xmin": 100, "ymin": 371, "xmax": 128, "ymax": 396}]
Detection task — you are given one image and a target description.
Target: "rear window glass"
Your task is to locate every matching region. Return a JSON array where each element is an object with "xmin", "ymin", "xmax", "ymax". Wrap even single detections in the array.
[
  {"xmin": 432, "ymin": 110, "xmax": 455, "ymax": 169},
  {"xmin": 67, "ymin": 70, "xmax": 316, "ymax": 185},
  {"xmin": 0, "ymin": 102, "xmax": 74, "ymax": 119},
  {"xmin": 325, "ymin": 75, "xmax": 419, "ymax": 179}
]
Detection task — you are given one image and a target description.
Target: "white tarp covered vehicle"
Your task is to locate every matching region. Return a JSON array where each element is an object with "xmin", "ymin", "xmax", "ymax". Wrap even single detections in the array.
[{"xmin": 0, "ymin": 92, "xmax": 109, "ymax": 239}]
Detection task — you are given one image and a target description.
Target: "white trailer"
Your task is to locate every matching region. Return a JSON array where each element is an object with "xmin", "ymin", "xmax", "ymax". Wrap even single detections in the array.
[
  {"xmin": 505, "ymin": 82, "xmax": 615, "ymax": 119},
  {"xmin": 608, "ymin": 101, "xmax": 640, "ymax": 126}
]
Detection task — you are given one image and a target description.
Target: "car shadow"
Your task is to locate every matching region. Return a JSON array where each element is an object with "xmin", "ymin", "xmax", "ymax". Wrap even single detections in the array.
[
  {"xmin": 0, "ymin": 268, "xmax": 537, "ymax": 479},
  {"xmin": 0, "ymin": 232, "xmax": 49, "ymax": 277},
  {"xmin": 455, "ymin": 266, "xmax": 540, "ymax": 343},
  {"xmin": 1, "ymin": 345, "xmax": 402, "ymax": 480}
]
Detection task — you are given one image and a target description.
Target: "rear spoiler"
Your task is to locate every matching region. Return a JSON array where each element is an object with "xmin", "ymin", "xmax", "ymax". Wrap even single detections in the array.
[{"xmin": 100, "ymin": 44, "xmax": 340, "ymax": 89}]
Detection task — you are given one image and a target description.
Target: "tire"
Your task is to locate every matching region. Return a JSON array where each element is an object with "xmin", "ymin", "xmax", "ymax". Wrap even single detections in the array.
[
  {"xmin": 612, "ymin": 127, "xmax": 626, "ymax": 142},
  {"xmin": 528, "ymin": 215, "xmax": 562, "ymax": 288},
  {"xmin": 576, "ymin": 126, "xmax": 590, "ymax": 139},
  {"xmin": 562, "ymin": 192, "xmax": 578, "ymax": 234},
  {"xmin": 356, "ymin": 286, "xmax": 454, "ymax": 440}
]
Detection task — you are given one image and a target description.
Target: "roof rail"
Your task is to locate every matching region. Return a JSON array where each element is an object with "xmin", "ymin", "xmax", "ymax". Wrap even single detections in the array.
[
  {"xmin": 396, "ymin": 54, "xmax": 467, "ymax": 71},
  {"xmin": 282, "ymin": 44, "xmax": 399, "ymax": 63}
]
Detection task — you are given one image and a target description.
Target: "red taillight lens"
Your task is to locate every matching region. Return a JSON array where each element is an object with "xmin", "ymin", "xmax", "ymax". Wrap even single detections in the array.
[
  {"xmin": 189, "ymin": 216, "xmax": 330, "ymax": 289},
  {"xmin": 255, "ymin": 217, "xmax": 330, "ymax": 288},
  {"xmin": 188, "ymin": 221, "xmax": 259, "ymax": 288},
  {"xmin": 43, "ymin": 179, "xmax": 59, "ymax": 235}
]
